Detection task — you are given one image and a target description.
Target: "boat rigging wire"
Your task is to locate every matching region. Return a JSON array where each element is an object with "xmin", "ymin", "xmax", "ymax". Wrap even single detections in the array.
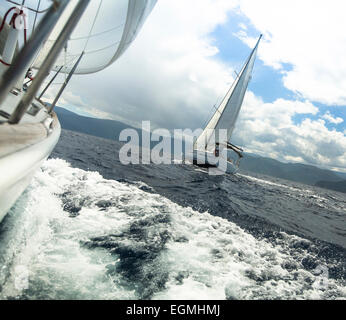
[
  {"xmin": 31, "ymin": 0, "xmax": 41, "ymax": 33},
  {"xmin": 83, "ymin": 0, "xmax": 103, "ymax": 51},
  {"xmin": 48, "ymin": 40, "xmax": 122, "ymax": 64},
  {"xmin": 6, "ymin": 0, "xmax": 49, "ymax": 13},
  {"xmin": 42, "ymin": 0, "xmax": 105, "ymax": 96},
  {"xmin": 69, "ymin": 23, "xmax": 123, "ymax": 41}
]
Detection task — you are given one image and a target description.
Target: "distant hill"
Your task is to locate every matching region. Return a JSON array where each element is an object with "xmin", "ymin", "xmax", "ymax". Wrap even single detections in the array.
[
  {"xmin": 239, "ymin": 154, "xmax": 343, "ymax": 186},
  {"xmin": 336, "ymin": 171, "xmax": 346, "ymax": 180},
  {"xmin": 55, "ymin": 107, "xmax": 138, "ymax": 140},
  {"xmin": 315, "ymin": 180, "xmax": 346, "ymax": 193},
  {"xmin": 55, "ymin": 106, "xmax": 175, "ymax": 150},
  {"xmin": 54, "ymin": 107, "xmax": 346, "ymax": 193}
]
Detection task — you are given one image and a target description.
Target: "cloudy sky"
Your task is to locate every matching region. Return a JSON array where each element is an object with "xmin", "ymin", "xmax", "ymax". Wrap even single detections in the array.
[{"xmin": 46, "ymin": 0, "xmax": 346, "ymax": 171}]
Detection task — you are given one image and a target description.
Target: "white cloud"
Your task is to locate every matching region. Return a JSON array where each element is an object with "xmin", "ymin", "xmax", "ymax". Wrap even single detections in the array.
[
  {"xmin": 49, "ymin": 0, "xmax": 346, "ymax": 170},
  {"xmin": 51, "ymin": 0, "xmax": 239, "ymax": 130},
  {"xmin": 237, "ymin": 0, "xmax": 346, "ymax": 106},
  {"xmin": 322, "ymin": 112, "xmax": 344, "ymax": 125},
  {"xmin": 232, "ymin": 93, "xmax": 346, "ymax": 169},
  {"xmin": 238, "ymin": 23, "xmax": 247, "ymax": 31}
]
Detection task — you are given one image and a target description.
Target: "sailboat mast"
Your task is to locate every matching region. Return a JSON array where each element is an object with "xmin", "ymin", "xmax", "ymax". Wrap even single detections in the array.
[
  {"xmin": 212, "ymin": 34, "xmax": 262, "ymax": 135},
  {"xmin": 195, "ymin": 34, "xmax": 262, "ymax": 152},
  {"xmin": 9, "ymin": 0, "xmax": 90, "ymax": 124}
]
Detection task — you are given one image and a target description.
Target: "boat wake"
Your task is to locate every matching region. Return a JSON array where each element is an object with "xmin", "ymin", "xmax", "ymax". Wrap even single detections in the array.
[{"xmin": 0, "ymin": 159, "xmax": 345, "ymax": 300}]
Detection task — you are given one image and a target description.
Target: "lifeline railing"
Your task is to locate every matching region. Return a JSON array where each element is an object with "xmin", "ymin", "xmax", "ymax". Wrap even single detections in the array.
[{"xmin": 0, "ymin": 0, "xmax": 90, "ymax": 124}]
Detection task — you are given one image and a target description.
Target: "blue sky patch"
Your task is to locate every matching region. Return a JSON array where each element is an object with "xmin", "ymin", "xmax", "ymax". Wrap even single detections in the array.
[{"xmin": 211, "ymin": 13, "xmax": 345, "ymax": 133}]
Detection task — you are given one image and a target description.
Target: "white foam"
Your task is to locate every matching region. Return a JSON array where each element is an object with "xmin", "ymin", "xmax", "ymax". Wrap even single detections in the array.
[
  {"xmin": 238, "ymin": 173, "xmax": 299, "ymax": 191},
  {"xmin": 0, "ymin": 159, "xmax": 344, "ymax": 300}
]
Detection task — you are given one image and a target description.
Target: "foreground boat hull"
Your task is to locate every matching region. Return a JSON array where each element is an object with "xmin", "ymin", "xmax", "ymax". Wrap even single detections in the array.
[
  {"xmin": 0, "ymin": 114, "xmax": 61, "ymax": 223},
  {"xmin": 186, "ymin": 150, "xmax": 238, "ymax": 175}
]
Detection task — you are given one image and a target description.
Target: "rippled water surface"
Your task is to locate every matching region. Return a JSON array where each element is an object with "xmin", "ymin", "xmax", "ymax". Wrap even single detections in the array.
[{"xmin": 0, "ymin": 130, "xmax": 345, "ymax": 300}]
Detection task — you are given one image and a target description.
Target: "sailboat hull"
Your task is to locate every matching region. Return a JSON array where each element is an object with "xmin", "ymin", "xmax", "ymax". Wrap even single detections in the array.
[
  {"xmin": 0, "ymin": 113, "xmax": 61, "ymax": 223},
  {"xmin": 186, "ymin": 150, "xmax": 238, "ymax": 174}
]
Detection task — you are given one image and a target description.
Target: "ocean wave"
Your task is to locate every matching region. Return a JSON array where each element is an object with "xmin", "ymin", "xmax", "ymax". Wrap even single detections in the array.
[{"xmin": 0, "ymin": 159, "xmax": 344, "ymax": 300}]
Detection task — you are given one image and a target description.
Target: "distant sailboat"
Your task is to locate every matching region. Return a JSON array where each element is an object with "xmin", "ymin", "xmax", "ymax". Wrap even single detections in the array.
[{"xmin": 191, "ymin": 35, "xmax": 262, "ymax": 174}]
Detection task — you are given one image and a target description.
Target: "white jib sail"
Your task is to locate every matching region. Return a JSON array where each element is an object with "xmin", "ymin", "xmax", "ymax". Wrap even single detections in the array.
[
  {"xmin": 32, "ymin": 0, "xmax": 157, "ymax": 74},
  {"xmin": 195, "ymin": 35, "xmax": 262, "ymax": 153}
]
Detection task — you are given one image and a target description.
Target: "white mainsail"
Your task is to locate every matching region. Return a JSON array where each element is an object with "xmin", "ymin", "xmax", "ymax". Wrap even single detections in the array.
[
  {"xmin": 32, "ymin": 0, "xmax": 157, "ymax": 74},
  {"xmin": 195, "ymin": 35, "xmax": 262, "ymax": 153}
]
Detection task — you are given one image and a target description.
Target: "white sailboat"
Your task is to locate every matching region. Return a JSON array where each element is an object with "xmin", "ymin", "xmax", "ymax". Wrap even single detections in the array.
[
  {"xmin": 0, "ymin": 0, "xmax": 157, "ymax": 223},
  {"xmin": 191, "ymin": 35, "xmax": 262, "ymax": 174}
]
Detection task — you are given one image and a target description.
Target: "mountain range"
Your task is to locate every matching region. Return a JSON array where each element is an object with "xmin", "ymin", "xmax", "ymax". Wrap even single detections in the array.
[{"xmin": 54, "ymin": 107, "xmax": 346, "ymax": 193}]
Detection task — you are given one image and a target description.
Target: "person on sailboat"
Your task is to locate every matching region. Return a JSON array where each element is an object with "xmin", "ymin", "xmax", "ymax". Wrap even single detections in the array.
[
  {"xmin": 23, "ymin": 68, "xmax": 34, "ymax": 91},
  {"xmin": 214, "ymin": 143, "xmax": 220, "ymax": 157}
]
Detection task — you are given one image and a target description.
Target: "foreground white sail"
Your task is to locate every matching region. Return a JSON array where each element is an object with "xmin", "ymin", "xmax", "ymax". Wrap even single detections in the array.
[
  {"xmin": 191, "ymin": 35, "xmax": 262, "ymax": 174},
  {"xmin": 0, "ymin": 0, "xmax": 157, "ymax": 222},
  {"xmin": 33, "ymin": 0, "xmax": 158, "ymax": 74}
]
